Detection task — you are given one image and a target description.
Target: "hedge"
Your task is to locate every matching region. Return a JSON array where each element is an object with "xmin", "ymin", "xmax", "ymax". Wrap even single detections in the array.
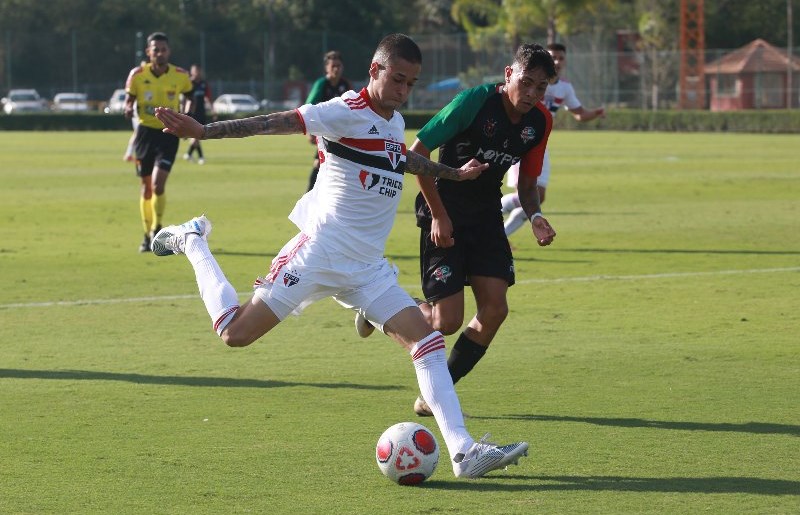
[{"xmin": 2, "ymin": 109, "xmax": 799, "ymax": 133}]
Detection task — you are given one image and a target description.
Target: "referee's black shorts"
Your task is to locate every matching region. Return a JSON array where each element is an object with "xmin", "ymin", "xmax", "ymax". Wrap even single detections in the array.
[
  {"xmin": 419, "ymin": 219, "xmax": 515, "ymax": 302},
  {"xmin": 134, "ymin": 125, "xmax": 180, "ymax": 177}
]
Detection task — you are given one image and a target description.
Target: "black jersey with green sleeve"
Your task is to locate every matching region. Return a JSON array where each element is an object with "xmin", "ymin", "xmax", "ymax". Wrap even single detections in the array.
[{"xmin": 415, "ymin": 83, "xmax": 552, "ymax": 227}]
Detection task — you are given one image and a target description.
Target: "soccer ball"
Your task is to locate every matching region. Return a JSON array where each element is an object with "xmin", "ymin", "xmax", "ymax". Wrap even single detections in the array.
[{"xmin": 375, "ymin": 422, "xmax": 439, "ymax": 485}]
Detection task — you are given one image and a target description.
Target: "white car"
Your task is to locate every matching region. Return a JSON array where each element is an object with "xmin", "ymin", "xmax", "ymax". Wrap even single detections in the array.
[
  {"xmin": 1, "ymin": 89, "xmax": 48, "ymax": 114},
  {"xmin": 104, "ymin": 88, "xmax": 126, "ymax": 114},
  {"xmin": 52, "ymin": 92, "xmax": 89, "ymax": 112},
  {"xmin": 213, "ymin": 94, "xmax": 260, "ymax": 115}
]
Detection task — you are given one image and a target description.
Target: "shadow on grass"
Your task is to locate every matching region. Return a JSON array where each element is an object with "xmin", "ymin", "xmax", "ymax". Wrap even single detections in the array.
[
  {"xmin": 472, "ymin": 414, "xmax": 800, "ymax": 437},
  {"xmin": 423, "ymin": 475, "xmax": 800, "ymax": 495},
  {"xmin": 0, "ymin": 368, "xmax": 403, "ymax": 391}
]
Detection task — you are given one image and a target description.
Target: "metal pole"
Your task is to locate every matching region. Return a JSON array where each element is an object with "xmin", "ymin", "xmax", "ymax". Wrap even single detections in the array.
[
  {"xmin": 72, "ymin": 30, "xmax": 78, "ymax": 92},
  {"xmin": 788, "ymin": 0, "xmax": 794, "ymax": 108},
  {"xmin": 135, "ymin": 31, "xmax": 144, "ymax": 66},
  {"xmin": 5, "ymin": 31, "xmax": 11, "ymax": 91},
  {"xmin": 200, "ymin": 31, "xmax": 206, "ymax": 72}
]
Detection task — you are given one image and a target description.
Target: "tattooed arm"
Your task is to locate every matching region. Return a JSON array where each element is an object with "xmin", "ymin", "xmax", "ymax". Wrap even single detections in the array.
[
  {"xmin": 405, "ymin": 150, "xmax": 487, "ymax": 181},
  {"xmin": 154, "ymin": 107, "xmax": 303, "ymax": 140}
]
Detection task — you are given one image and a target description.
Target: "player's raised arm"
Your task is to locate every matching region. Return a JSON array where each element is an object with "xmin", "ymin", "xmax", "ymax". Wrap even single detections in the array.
[
  {"xmin": 406, "ymin": 151, "xmax": 487, "ymax": 181},
  {"xmin": 155, "ymin": 107, "xmax": 304, "ymax": 140}
]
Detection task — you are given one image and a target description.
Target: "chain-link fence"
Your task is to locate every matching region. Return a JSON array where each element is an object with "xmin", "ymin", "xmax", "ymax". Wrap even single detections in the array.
[{"xmin": 1, "ymin": 29, "xmax": 798, "ymax": 112}]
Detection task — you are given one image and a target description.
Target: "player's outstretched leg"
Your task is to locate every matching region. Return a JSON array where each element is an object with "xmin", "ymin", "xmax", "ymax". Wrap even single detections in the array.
[
  {"xmin": 354, "ymin": 263, "xmax": 402, "ymax": 338},
  {"xmin": 152, "ymin": 215, "xmax": 212, "ymax": 256}
]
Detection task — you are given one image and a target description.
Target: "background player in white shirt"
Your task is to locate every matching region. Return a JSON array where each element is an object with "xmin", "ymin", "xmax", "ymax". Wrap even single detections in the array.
[
  {"xmin": 150, "ymin": 33, "xmax": 528, "ymax": 479},
  {"xmin": 502, "ymin": 43, "xmax": 605, "ymax": 237}
]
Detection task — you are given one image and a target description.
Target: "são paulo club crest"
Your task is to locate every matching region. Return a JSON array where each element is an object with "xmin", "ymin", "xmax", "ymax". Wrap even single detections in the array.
[
  {"xmin": 520, "ymin": 126, "xmax": 536, "ymax": 143},
  {"xmin": 283, "ymin": 269, "xmax": 300, "ymax": 287},
  {"xmin": 385, "ymin": 140, "xmax": 403, "ymax": 170}
]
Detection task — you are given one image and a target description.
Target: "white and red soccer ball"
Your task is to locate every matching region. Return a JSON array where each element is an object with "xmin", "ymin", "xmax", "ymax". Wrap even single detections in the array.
[{"xmin": 375, "ymin": 422, "xmax": 439, "ymax": 485}]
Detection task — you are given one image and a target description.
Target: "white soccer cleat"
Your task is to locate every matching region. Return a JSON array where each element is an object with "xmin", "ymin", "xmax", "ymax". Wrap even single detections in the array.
[
  {"xmin": 354, "ymin": 311, "xmax": 376, "ymax": 338},
  {"xmin": 452, "ymin": 434, "xmax": 529, "ymax": 479},
  {"xmin": 151, "ymin": 215, "xmax": 212, "ymax": 256}
]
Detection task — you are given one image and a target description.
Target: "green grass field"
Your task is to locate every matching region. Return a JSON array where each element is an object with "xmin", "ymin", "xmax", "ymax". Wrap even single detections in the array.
[{"xmin": 1, "ymin": 130, "xmax": 798, "ymax": 514}]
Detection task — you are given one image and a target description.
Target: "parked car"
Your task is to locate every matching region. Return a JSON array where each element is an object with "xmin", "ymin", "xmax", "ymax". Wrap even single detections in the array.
[
  {"xmin": 104, "ymin": 88, "xmax": 126, "ymax": 114},
  {"xmin": 1, "ymin": 89, "xmax": 48, "ymax": 114},
  {"xmin": 213, "ymin": 94, "xmax": 260, "ymax": 115},
  {"xmin": 52, "ymin": 92, "xmax": 89, "ymax": 112}
]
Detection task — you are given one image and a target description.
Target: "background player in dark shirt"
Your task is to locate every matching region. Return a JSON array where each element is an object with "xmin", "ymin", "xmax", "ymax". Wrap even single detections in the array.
[
  {"xmin": 408, "ymin": 44, "xmax": 557, "ymax": 416},
  {"xmin": 304, "ymin": 50, "xmax": 353, "ymax": 191},
  {"xmin": 183, "ymin": 64, "xmax": 215, "ymax": 165}
]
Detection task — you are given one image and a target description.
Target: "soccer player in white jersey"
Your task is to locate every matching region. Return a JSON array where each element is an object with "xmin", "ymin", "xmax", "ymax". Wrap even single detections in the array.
[
  {"xmin": 502, "ymin": 42, "xmax": 605, "ymax": 237},
  {"xmin": 150, "ymin": 34, "xmax": 528, "ymax": 479}
]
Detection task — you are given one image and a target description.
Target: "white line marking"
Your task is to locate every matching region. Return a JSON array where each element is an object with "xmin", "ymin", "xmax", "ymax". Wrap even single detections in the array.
[{"xmin": 1, "ymin": 267, "xmax": 798, "ymax": 310}]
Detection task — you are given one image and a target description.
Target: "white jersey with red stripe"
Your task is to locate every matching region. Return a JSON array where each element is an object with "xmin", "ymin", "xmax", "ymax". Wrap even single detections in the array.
[
  {"xmin": 543, "ymin": 78, "xmax": 581, "ymax": 117},
  {"xmin": 292, "ymin": 88, "xmax": 407, "ymax": 263}
]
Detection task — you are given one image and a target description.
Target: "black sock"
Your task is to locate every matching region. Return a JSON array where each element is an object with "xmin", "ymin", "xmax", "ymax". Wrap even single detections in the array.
[{"xmin": 447, "ymin": 332, "xmax": 487, "ymax": 385}]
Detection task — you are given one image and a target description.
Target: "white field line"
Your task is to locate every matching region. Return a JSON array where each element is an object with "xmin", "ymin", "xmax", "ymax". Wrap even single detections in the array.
[{"xmin": 1, "ymin": 266, "xmax": 798, "ymax": 310}]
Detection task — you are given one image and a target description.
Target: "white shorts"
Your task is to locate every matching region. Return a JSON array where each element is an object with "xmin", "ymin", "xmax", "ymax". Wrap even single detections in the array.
[
  {"xmin": 506, "ymin": 149, "xmax": 551, "ymax": 189},
  {"xmin": 253, "ymin": 232, "xmax": 417, "ymax": 331}
]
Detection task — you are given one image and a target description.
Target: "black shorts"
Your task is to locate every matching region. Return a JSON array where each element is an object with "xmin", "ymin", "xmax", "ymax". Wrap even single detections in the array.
[
  {"xmin": 134, "ymin": 125, "xmax": 180, "ymax": 177},
  {"xmin": 419, "ymin": 219, "xmax": 515, "ymax": 301}
]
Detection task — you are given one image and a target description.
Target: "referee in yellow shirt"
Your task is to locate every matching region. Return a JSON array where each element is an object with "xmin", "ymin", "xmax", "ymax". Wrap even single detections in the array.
[{"xmin": 124, "ymin": 32, "xmax": 193, "ymax": 252}]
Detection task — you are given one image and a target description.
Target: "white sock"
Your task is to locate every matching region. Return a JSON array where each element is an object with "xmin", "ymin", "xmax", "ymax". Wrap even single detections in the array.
[
  {"xmin": 184, "ymin": 234, "xmax": 239, "ymax": 335},
  {"xmin": 504, "ymin": 206, "xmax": 528, "ymax": 237},
  {"xmin": 411, "ymin": 332, "xmax": 473, "ymax": 460},
  {"xmin": 500, "ymin": 192, "xmax": 521, "ymax": 214}
]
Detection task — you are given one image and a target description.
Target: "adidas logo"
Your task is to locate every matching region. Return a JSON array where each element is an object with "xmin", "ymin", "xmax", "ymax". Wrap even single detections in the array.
[{"xmin": 368, "ymin": 125, "xmax": 379, "ymax": 135}]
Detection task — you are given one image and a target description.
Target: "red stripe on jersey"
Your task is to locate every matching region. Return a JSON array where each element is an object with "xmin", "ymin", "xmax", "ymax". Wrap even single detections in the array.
[
  {"xmin": 294, "ymin": 108, "xmax": 307, "ymax": 135},
  {"xmin": 338, "ymin": 137, "xmax": 407, "ymax": 154},
  {"xmin": 519, "ymin": 102, "xmax": 553, "ymax": 179},
  {"xmin": 412, "ymin": 334, "xmax": 446, "ymax": 361},
  {"xmin": 265, "ymin": 233, "xmax": 310, "ymax": 283},
  {"xmin": 344, "ymin": 88, "xmax": 372, "ymax": 110}
]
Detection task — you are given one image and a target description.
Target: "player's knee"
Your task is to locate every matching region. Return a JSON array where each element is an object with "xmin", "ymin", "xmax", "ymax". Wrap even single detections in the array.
[
  {"xmin": 431, "ymin": 315, "xmax": 462, "ymax": 336},
  {"xmin": 220, "ymin": 328, "xmax": 254, "ymax": 347},
  {"xmin": 480, "ymin": 301, "xmax": 508, "ymax": 325}
]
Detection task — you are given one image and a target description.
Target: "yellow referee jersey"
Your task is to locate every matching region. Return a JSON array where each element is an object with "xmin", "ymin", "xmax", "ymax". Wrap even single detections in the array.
[{"xmin": 125, "ymin": 63, "xmax": 193, "ymax": 129}]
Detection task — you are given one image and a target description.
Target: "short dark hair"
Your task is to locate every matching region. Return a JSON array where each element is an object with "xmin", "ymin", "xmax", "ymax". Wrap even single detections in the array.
[
  {"xmin": 372, "ymin": 33, "xmax": 422, "ymax": 67},
  {"xmin": 146, "ymin": 32, "xmax": 169, "ymax": 46},
  {"xmin": 513, "ymin": 43, "xmax": 557, "ymax": 80},
  {"xmin": 324, "ymin": 50, "xmax": 343, "ymax": 63},
  {"xmin": 547, "ymin": 43, "xmax": 567, "ymax": 53}
]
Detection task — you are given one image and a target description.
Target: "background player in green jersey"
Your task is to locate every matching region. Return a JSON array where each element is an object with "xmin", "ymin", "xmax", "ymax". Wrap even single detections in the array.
[{"xmin": 304, "ymin": 50, "xmax": 353, "ymax": 191}]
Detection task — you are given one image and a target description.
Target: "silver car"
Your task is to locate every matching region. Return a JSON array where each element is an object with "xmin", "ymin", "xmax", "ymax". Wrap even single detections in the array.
[
  {"xmin": 104, "ymin": 88, "xmax": 127, "ymax": 114},
  {"xmin": 2, "ymin": 89, "xmax": 48, "ymax": 114},
  {"xmin": 213, "ymin": 94, "xmax": 260, "ymax": 115},
  {"xmin": 52, "ymin": 92, "xmax": 89, "ymax": 112}
]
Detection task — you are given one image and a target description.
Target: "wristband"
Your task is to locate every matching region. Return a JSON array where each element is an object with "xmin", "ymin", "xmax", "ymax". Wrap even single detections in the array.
[{"xmin": 530, "ymin": 212, "xmax": 543, "ymax": 223}]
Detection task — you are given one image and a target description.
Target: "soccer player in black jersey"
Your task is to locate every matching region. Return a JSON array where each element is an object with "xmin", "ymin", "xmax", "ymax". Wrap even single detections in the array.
[
  {"xmin": 410, "ymin": 44, "xmax": 558, "ymax": 416},
  {"xmin": 183, "ymin": 64, "xmax": 215, "ymax": 165},
  {"xmin": 304, "ymin": 50, "xmax": 353, "ymax": 191}
]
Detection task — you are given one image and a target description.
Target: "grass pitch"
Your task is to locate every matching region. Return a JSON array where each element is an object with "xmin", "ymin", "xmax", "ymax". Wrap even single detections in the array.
[{"xmin": 0, "ymin": 130, "xmax": 798, "ymax": 514}]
